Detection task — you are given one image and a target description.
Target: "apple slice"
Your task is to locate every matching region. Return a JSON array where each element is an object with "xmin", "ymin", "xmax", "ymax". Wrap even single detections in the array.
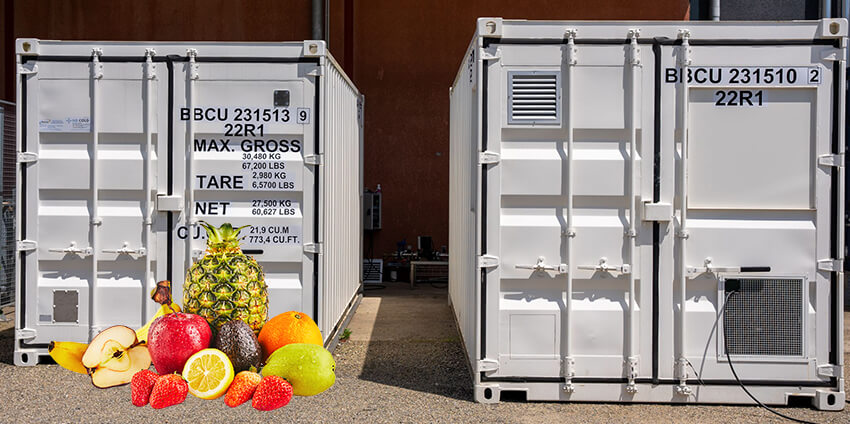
[
  {"xmin": 90, "ymin": 345, "xmax": 152, "ymax": 389},
  {"xmin": 99, "ymin": 340, "xmax": 132, "ymax": 372},
  {"xmin": 81, "ymin": 326, "xmax": 138, "ymax": 369}
]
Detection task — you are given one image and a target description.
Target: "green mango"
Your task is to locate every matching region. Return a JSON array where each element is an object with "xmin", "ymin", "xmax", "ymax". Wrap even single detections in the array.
[{"xmin": 261, "ymin": 343, "xmax": 335, "ymax": 396}]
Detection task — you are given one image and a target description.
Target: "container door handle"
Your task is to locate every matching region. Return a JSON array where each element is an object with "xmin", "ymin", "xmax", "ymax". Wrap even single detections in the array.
[
  {"xmin": 686, "ymin": 257, "xmax": 771, "ymax": 276},
  {"xmin": 576, "ymin": 257, "xmax": 631, "ymax": 274},
  {"xmin": 515, "ymin": 256, "xmax": 568, "ymax": 274},
  {"xmin": 102, "ymin": 241, "xmax": 147, "ymax": 256},
  {"xmin": 48, "ymin": 241, "xmax": 93, "ymax": 256}
]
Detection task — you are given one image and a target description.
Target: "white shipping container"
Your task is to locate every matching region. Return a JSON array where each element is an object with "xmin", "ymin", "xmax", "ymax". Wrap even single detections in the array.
[
  {"xmin": 14, "ymin": 39, "xmax": 363, "ymax": 364},
  {"xmin": 450, "ymin": 18, "xmax": 846, "ymax": 409}
]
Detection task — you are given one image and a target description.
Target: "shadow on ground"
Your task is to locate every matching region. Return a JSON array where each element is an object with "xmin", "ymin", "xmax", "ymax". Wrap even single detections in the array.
[
  {"xmin": 351, "ymin": 283, "xmax": 474, "ymax": 401},
  {"xmin": 0, "ymin": 325, "xmax": 12, "ymax": 365}
]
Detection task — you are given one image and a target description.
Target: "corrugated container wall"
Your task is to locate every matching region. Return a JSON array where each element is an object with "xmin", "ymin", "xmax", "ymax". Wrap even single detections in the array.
[
  {"xmin": 14, "ymin": 39, "xmax": 363, "ymax": 365},
  {"xmin": 449, "ymin": 18, "xmax": 846, "ymax": 409}
]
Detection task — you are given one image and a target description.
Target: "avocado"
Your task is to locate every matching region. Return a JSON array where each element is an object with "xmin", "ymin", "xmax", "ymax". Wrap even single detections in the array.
[{"xmin": 214, "ymin": 320, "xmax": 262, "ymax": 372}]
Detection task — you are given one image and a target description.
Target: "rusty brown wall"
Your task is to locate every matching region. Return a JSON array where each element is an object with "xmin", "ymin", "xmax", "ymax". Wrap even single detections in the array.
[
  {"xmin": 3, "ymin": 0, "xmax": 690, "ymax": 262},
  {"xmin": 2, "ymin": 0, "xmax": 313, "ymax": 102}
]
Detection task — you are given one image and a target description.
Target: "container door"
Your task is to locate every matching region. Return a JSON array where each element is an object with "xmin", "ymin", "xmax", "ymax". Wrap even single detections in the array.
[
  {"xmin": 172, "ymin": 59, "xmax": 317, "ymax": 327},
  {"xmin": 19, "ymin": 55, "xmax": 164, "ymax": 344},
  {"xmin": 661, "ymin": 41, "xmax": 840, "ymax": 384},
  {"xmin": 482, "ymin": 36, "xmax": 656, "ymax": 382}
]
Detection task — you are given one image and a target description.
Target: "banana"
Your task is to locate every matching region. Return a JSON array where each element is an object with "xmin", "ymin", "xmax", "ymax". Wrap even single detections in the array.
[
  {"xmin": 48, "ymin": 341, "xmax": 89, "ymax": 374},
  {"xmin": 136, "ymin": 302, "xmax": 181, "ymax": 343}
]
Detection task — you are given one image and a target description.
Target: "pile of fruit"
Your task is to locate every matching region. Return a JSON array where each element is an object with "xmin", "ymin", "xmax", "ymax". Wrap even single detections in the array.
[{"xmin": 48, "ymin": 222, "xmax": 336, "ymax": 411}]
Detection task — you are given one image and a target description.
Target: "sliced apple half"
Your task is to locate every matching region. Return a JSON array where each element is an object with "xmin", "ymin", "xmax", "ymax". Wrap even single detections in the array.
[
  {"xmin": 81, "ymin": 325, "xmax": 137, "ymax": 369},
  {"xmin": 82, "ymin": 325, "xmax": 151, "ymax": 388},
  {"xmin": 90, "ymin": 346, "xmax": 152, "ymax": 389}
]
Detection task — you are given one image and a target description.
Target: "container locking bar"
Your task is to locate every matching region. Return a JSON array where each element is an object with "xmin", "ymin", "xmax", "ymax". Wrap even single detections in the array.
[
  {"xmin": 515, "ymin": 256, "xmax": 567, "ymax": 273},
  {"xmin": 561, "ymin": 27, "xmax": 578, "ymax": 394}
]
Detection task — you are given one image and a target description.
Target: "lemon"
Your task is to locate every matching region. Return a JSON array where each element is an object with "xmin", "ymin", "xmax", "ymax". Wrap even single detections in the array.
[{"xmin": 182, "ymin": 348, "xmax": 235, "ymax": 399}]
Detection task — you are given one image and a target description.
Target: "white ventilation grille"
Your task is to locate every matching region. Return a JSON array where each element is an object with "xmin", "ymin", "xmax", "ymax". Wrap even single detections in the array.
[{"xmin": 508, "ymin": 71, "xmax": 561, "ymax": 125}]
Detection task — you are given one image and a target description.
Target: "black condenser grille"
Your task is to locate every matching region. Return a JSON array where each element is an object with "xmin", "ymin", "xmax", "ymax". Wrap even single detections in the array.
[{"xmin": 723, "ymin": 278, "xmax": 803, "ymax": 357}]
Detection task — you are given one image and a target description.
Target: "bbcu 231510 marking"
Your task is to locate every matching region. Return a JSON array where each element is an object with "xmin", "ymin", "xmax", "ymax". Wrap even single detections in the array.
[{"xmin": 665, "ymin": 66, "xmax": 820, "ymax": 86}]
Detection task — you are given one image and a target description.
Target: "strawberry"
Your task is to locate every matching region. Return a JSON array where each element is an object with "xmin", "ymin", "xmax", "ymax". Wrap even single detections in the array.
[
  {"xmin": 149, "ymin": 373, "xmax": 188, "ymax": 409},
  {"xmin": 131, "ymin": 369, "xmax": 160, "ymax": 407},
  {"xmin": 252, "ymin": 375, "xmax": 293, "ymax": 411},
  {"xmin": 225, "ymin": 371, "xmax": 263, "ymax": 407}
]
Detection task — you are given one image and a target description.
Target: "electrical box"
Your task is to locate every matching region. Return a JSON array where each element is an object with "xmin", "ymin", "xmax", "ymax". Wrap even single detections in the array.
[
  {"xmin": 449, "ymin": 18, "xmax": 846, "ymax": 409},
  {"xmin": 363, "ymin": 191, "xmax": 381, "ymax": 230}
]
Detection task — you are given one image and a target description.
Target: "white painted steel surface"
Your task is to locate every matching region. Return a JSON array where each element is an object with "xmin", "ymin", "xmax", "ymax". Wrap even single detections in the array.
[
  {"xmin": 14, "ymin": 39, "xmax": 362, "ymax": 365},
  {"xmin": 449, "ymin": 18, "xmax": 846, "ymax": 409}
]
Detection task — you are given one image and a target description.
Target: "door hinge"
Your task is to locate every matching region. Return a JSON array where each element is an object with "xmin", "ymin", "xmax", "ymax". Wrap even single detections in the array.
[
  {"xmin": 818, "ymin": 153, "xmax": 844, "ymax": 167},
  {"xmin": 480, "ymin": 48, "xmax": 501, "ymax": 61},
  {"xmin": 678, "ymin": 29, "xmax": 692, "ymax": 66},
  {"xmin": 818, "ymin": 258, "xmax": 843, "ymax": 272},
  {"xmin": 16, "ymin": 328, "xmax": 36, "ymax": 341},
  {"xmin": 478, "ymin": 254, "xmax": 499, "ymax": 269},
  {"xmin": 156, "ymin": 194, "xmax": 183, "ymax": 212},
  {"xmin": 17, "ymin": 152, "xmax": 38, "ymax": 164},
  {"xmin": 304, "ymin": 154, "xmax": 323, "ymax": 165},
  {"xmin": 817, "ymin": 364, "xmax": 842, "ymax": 378},
  {"xmin": 17, "ymin": 240, "xmax": 37, "ymax": 252},
  {"xmin": 305, "ymin": 242, "xmax": 323, "ymax": 254},
  {"xmin": 18, "ymin": 64, "xmax": 38, "ymax": 75},
  {"xmin": 478, "ymin": 151, "xmax": 500, "ymax": 165},
  {"xmin": 187, "ymin": 49, "xmax": 199, "ymax": 80},
  {"xmin": 477, "ymin": 358, "xmax": 499, "ymax": 372},
  {"xmin": 357, "ymin": 96, "xmax": 364, "ymax": 128},
  {"xmin": 821, "ymin": 49, "xmax": 842, "ymax": 62}
]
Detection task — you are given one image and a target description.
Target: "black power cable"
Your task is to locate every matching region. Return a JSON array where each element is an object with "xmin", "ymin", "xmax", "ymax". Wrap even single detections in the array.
[{"xmin": 719, "ymin": 291, "xmax": 819, "ymax": 424}]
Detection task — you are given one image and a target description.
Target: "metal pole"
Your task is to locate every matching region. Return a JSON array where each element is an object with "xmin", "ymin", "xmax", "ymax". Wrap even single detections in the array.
[
  {"xmin": 710, "ymin": 0, "xmax": 720, "ymax": 21},
  {"xmin": 312, "ymin": 0, "xmax": 324, "ymax": 40}
]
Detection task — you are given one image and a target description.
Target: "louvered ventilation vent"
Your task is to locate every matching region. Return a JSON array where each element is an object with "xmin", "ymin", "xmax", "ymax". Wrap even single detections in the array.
[
  {"xmin": 508, "ymin": 71, "xmax": 561, "ymax": 125},
  {"xmin": 722, "ymin": 278, "xmax": 804, "ymax": 357}
]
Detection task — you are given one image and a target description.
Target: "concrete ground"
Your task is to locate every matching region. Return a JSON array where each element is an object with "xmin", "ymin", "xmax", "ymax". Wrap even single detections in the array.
[{"xmin": 0, "ymin": 282, "xmax": 848, "ymax": 423}]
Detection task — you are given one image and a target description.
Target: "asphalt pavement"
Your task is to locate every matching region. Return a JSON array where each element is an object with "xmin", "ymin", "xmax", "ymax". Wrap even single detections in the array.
[{"xmin": 0, "ymin": 284, "xmax": 848, "ymax": 423}]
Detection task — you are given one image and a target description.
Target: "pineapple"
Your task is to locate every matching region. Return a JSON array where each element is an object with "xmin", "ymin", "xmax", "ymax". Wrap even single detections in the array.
[{"xmin": 183, "ymin": 221, "xmax": 268, "ymax": 334}]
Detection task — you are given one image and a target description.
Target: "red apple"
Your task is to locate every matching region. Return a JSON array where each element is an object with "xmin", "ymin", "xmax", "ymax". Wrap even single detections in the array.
[{"xmin": 147, "ymin": 312, "xmax": 211, "ymax": 375}]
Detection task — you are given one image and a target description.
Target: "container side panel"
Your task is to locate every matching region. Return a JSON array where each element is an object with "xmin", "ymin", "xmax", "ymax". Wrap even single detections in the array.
[
  {"xmin": 320, "ymin": 59, "xmax": 362, "ymax": 342},
  {"xmin": 449, "ymin": 39, "xmax": 479, "ymax": 367}
]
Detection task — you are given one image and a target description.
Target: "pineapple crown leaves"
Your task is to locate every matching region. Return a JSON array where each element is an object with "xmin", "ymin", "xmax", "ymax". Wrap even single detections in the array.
[{"xmin": 198, "ymin": 221, "xmax": 251, "ymax": 251}]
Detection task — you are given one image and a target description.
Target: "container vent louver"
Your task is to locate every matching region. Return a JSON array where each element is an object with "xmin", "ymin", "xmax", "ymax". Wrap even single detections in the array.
[
  {"xmin": 508, "ymin": 71, "xmax": 560, "ymax": 125},
  {"xmin": 722, "ymin": 278, "xmax": 803, "ymax": 357}
]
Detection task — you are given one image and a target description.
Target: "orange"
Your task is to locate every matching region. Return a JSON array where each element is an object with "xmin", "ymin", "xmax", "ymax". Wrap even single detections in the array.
[{"xmin": 258, "ymin": 311, "xmax": 323, "ymax": 360}]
